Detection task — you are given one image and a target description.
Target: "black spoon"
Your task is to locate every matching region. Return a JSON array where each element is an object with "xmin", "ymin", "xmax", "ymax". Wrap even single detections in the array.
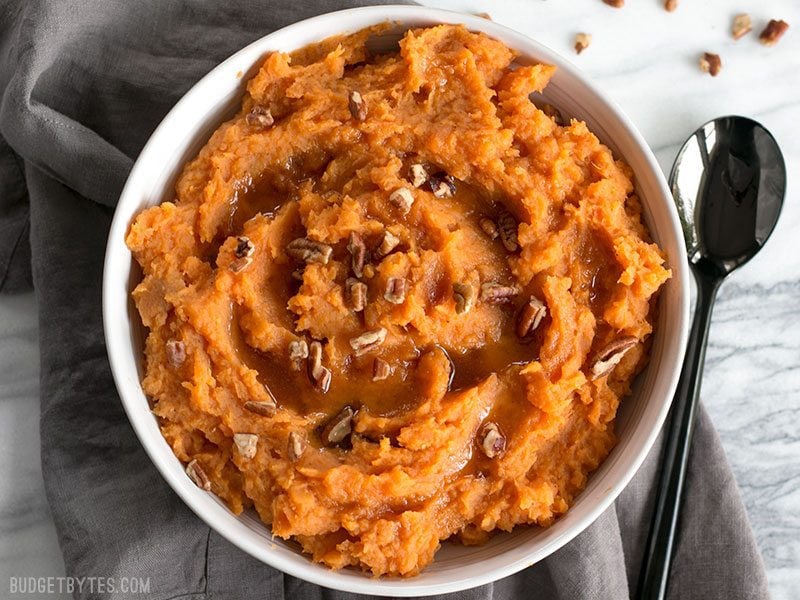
[{"xmin": 638, "ymin": 116, "xmax": 786, "ymax": 599}]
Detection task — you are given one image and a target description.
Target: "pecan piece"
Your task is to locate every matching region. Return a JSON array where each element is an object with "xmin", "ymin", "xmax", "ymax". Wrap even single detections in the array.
[
  {"xmin": 517, "ymin": 297, "xmax": 547, "ymax": 338},
  {"xmin": 384, "ymin": 277, "xmax": 407, "ymax": 305},
  {"xmin": 228, "ymin": 256, "xmax": 252, "ymax": 273},
  {"xmin": 166, "ymin": 339, "xmax": 186, "ymax": 368},
  {"xmin": 286, "ymin": 238, "xmax": 333, "ymax": 265},
  {"xmin": 759, "ymin": 19, "xmax": 789, "ymax": 46},
  {"xmin": 574, "ymin": 33, "xmax": 592, "ymax": 54},
  {"xmin": 321, "ymin": 405, "xmax": 356, "ymax": 446},
  {"xmin": 233, "ymin": 433, "xmax": 258, "ymax": 459},
  {"xmin": 480, "ymin": 282, "xmax": 519, "ymax": 304},
  {"xmin": 699, "ymin": 53, "xmax": 722, "ymax": 77},
  {"xmin": 347, "ymin": 232, "xmax": 366, "ymax": 278},
  {"xmin": 497, "ymin": 209, "xmax": 519, "ymax": 252},
  {"xmin": 287, "ymin": 431, "xmax": 306, "ymax": 461},
  {"xmin": 664, "ymin": 0, "xmax": 677, "ymax": 12},
  {"xmin": 349, "ymin": 327, "xmax": 387, "ymax": 356},
  {"xmin": 348, "ymin": 90, "xmax": 367, "ymax": 121},
  {"xmin": 479, "ymin": 217, "xmax": 499, "ymax": 240},
  {"xmin": 732, "ymin": 14, "xmax": 752, "ymax": 40},
  {"xmin": 428, "ymin": 172, "xmax": 456, "ymax": 198},
  {"xmin": 346, "ymin": 277, "xmax": 368, "ymax": 312},
  {"xmin": 246, "ymin": 105, "xmax": 274, "ymax": 129},
  {"xmin": 234, "ymin": 236, "xmax": 255, "ymax": 259},
  {"xmin": 307, "ymin": 341, "xmax": 331, "ymax": 393},
  {"xmin": 453, "ymin": 282, "xmax": 476, "ymax": 315},
  {"xmin": 590, "ymin": 336, "xmax": 638, "ymax": 380},
  {"xmin": 288, "ymin": 339, "xmax": 309, "ymax": 371},
  {"xmin": 244, "ymin": 400, "xmax": 277, "ymax": 417},
  {"xmin": 372, "ymin": 358, "xmax": 391, "ymax": 381},
  {"xmin": 389, "ymin": 187, "xmax": 415, "ymax": 214},
  {"xmin": 408, "ymin": 163, "xmax": 428, "ymax": 188},
  {"xmin": 186, "ymin": 459, "xmax": 211, "ymax": 491},
  {"xmin": 375, "ymin": 230, "xmax": 400, "ymax": 259},
  {"xmin": 479, "ymin": 422, "xmax": 506, "ymax": 458}
]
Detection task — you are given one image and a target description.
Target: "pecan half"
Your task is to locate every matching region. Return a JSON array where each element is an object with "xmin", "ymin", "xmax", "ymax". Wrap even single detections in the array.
[
  {"xmin": 350, "ymin": 327, "xmax": 387, "ymax": 356},
  {"xmin": 321, "ymin": 405, "xmax": 356, "ymax": 446},
  {"xmin": 408, "ymin": 163, "xmax": 428, "ymax": 188},
  {"xmin": 166, "ymin": 339, "xmax": 186, "ymax": 368},
  {"xmin": 286, "ymin": 238, "xmax": 333, "ymax": 265},
  {"xmin": 590, "ymin": 336, "xmax": 638, "ymax": 380},
  {"xmin": 732, "ymin": 14, "xmax": 752, "ymax": 40},
  {"xmin": 244, "ymin": 400, "xmax": 277, "ymax": 417},
  {"xmin": 346, "ymin": 277, "xmax": 368, "ymax": 312},
  {"xmin": 233, "ymin": 433, "xmax": 258, "ymax": 459},
  {"xmin": 479, "ymin": 422, "xmax": 506, "ymax": 458},
  {"xmin": 375, "ymin": 230, "xmax": 400, "ymax": 259},
  {"xmin": 479, "ymin": 217, "xmax": 499, "ymax": 240},
  {"xmin": 384, "ymin": 277, "xmax": 407, "ymax": 304},
  {"xmin": 480, "ymin": 282, "xmax": 518, "ymax": 304},
  {"xmin": 228, "ymin": 256, "xmax": 252, "ymax": 273},
  {"xmin": 453, "ymin": 282, "xmax": 476, "ymax": 314},
  {"xmin": 389, "ymin": 187, "xmax": 415, "ymax": 214},
  {"xmin": 517, "ymin": 297, "xmax": 547, "ymax": 337},
  {"xmin": 428, "ymin": 172, "xmax": 456, "ymax": 198},
  {"xmin": 574, "ymin": 33, "xmax": 592, "ymax": 54},
  {"xmin": 308, "ymin": 341, "xmax": 331, "ymax": 393},
  {"xmin": 759, "ymin": 19, "xmax": 789, "ymax": 46},
  {"xmin": 288, "ymin": 431, "xmax": 306, "ymax": 461},
  {"xmin": 186, "ymin": 459, "xmax": 211, "ymax": 491},
  {"xmin": 348, "ymin": 90, "xmax": 367, "ymax": 121},
  {"xmin": 234, "ymin": 236, "xmax": 255, "ymax": 259},
  {"xmin": 288, "ymin": 339, "xmax": 309, "ymax": 371},
  {"xmin": 699, "ymin": 53, "xmax": 722, "ymax": 77},
  {"xmin": 497, "ymin": 209, "xmax": 519, "ymax": 252},
  {"xmin": 246, "ymin": 105, "xmax": 274, "ymax": 129},
  {"xmin": 372, "ymin": 357, "xmax": 391, "ymax": 381},
  {"xmin": 347, "ymin": 232, "xmax": 366, "ymax": 278}
]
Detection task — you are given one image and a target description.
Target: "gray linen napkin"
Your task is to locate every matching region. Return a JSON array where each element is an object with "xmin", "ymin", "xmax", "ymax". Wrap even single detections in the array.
[{"xmin": 0, "ymin": 1, "xmax": 770, "ymax": 598}]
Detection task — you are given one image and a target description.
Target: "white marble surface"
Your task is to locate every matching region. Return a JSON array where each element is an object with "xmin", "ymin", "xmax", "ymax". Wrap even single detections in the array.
[{"xmin": 1, "ymin": 0, "xmax": 798, "ymax": 597}]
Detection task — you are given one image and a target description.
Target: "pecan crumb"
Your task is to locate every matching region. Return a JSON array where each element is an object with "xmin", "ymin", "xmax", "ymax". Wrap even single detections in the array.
[
  {"xmin": 307, "ymin": 341, "xmax": 331, "ymax": 393},
  {"xmin": 480, "ymin": 282, "xmax": 519, "ymax": 304},
  {"xmin": 347, "ymin": 232, "xmax": 366, "ymax": 278},
  {"xmin": 602, "ymin": 0, "xmax": 623, "ymax": 7},
  {"xmin": 453, "ymin": 282, "xmax": 476, "ymax": 315},
  {"xmin": 497, "ymin": 209, "xmax": 519, "ymax": 252},
  {"xmin": 348, "ymin": 90, "xmax": 367, "ymax": 121},
  {"xmin": 346, "ymin": 278, "xmax": 368, "ymax": 312},
  {"xmin": 166, "ymin": 339, "xmax": 186, "ymax": 368},
  {"xmin": 234, "ymin": 236, "xmax": 255, "ymax": 259},
  {"xmin": 664, "ymin": 0, "xmax": 677, "ymax": 12},
  {"xmin": 321, "ymin": 405, "xmax": 356, "ymax": 446},
  {"xmin": 479, "ymin": 423, "xmax": 506, "ymax": 458},
  {"xmin": 574, "ymin": 33, "xmax": 592, "ymax": 54},
  {"xmin": 286, "ymin": 238, "xmax": 333, "ymax": 265},
  {"xmin": 699, "ymin": 52, "xmax": 722, "ymax": 77},
  {"xmin": 732, "ymin": 14, "xmax": 752, "ymax": 40},
  {"xmin": 186, "ymin": 459, "xmax": 211, "ymax": 491},
  {"xmin": 476, "ymin": 12, "xmax": 492, "ymax": 20},
  {"xmin": 244, "ymin": 400, "xmax": 277, "ymax": 417},
  {"xmin": 350, "ymin": 328, "xmax": 387, "ymax": 356},
  {"xmin": 517, "ymin": 297, "xmax": 547, "ymax": 338},
  {"xmin": 590, "ymin": 336, "xmax": 638, "ymax": 380},
  {"xmin": 428, "ymin": 172, "xmax": 456, "ymax": 198},
  {"xmin": 759, "ymin": 19, "xmax": 789, "ymax": 46},
  {"xmin": 372, "ymin": 358, "xmax": 391, "ymax": 381},
  {"xmin": 233, "ymin": 433, "xmax": 258, "ymax": 459},
  {"xmin": 384, "ymin": 277, "xmax": 407, "ymax": 305},
  {"xmin": 288, "ymin": 339, "xmax": 309, "ymax": 371},
  {"xmin": 246, "ymin": 105, "xmax": 274, "ymax": 129},
  {"xmin": 408, "ymin": 164, "xmax": 428, "ymax": 188},
  {"xmin": 479, "ymin": 217, "xmax": 499, "ymax": 240},
  {"xmin": 288, "ymin": 431, "xmax": 306, "ymax": 461},
  {"xmin": 389, "ymin": 187, "xmax": 415, "ymax": 214}
]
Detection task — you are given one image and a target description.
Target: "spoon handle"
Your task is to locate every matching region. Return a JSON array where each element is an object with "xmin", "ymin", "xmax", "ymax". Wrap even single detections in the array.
[{"xmin": 638, "ymin": 273, "xmax": 720, "ymax": 599}]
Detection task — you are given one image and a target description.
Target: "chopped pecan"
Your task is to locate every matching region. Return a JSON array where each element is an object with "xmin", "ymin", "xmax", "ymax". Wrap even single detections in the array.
[
  {"xmin": 479, "ymin": 422, "xmax": 506, "ymax": 458},
  {"xmin": 244, "ymin": 400, "xmax": 277, "ymax": 417},
  {"xmin": 372, "ymin": 358, "xmax": 391, "ymax": 381},
  {"xmin": 732, "ymin": 14, "xmax": 752, "ymax": 40},
  {"xmin": 287, "ymin": 431, "xmax": 306, "ymax": 461},
  {"xmin": 228, "ymin": 256, "xmax": 252, "ymax": 273},
  {"xmin": 286, "ymin": 238, "xmax": 333, "ymax": 265},
  {"xmin": 517, "ymin": 297, "xmax": 547, "ymax": 337},
  {"xmin": 166, "ymin": 339, "xmax": 186, "ymax": 368},
  {"xmin": 574, "ymin": 33, "xmax": 592, "ymax": 54},
  {"xmin": 408, "ymin": 163, "xmax": 428, "ymax": 188},
  {"xmin": 375, "ymin": 230, "xmax": 400, "ymax": 259},
  {"xmin": 321, "ymin": 405, "xmax": 356, "ymax": 445},
  {"xmin": 186, "ymin": 459, "xmax": 211, "ymax": 491},
  {"xmin": 233, "ymin": 433, "xmax": 258, "ymax": 459},
  {"xmin": 246, "ymin": 105, "xmax": 274, "ymax": 129},
  {"xmin": 453, "ymin": 282, "xmax": 476, "ymax": 315},
  {"xmin": 759, "ymin": 19, "xmax": 789, "ymax": 46},
  {"xmin": 348, "ymin": 90, "xmax": 367, "ymax": 121},
  {"xmin": 384, "ymin": 277, "xmax": 407, "ymax": 305},
  {"xmin": 346, "ymin": 277, "xmax": 368, "ymax": 312},
  {"xmin": 347, "ymin": 232, "xmax": 366, "ymax": 278},
  {"xmin": 699, "ymin": 53, "xmax": 722, "ymax": 77},
  {"xmin": 349, "ymin": 327, "xmax": 387, "ymax": 356},
  {"xmin": 590, "ymin": 336, "xmax": 638, "ymax": 380},
  {"xmin": 479, "ymin": 218, "xmax": 499, "ymax": 240},
  {"xmin": 480, "ymin": 282, "xmax": 519, "ymax": 304},
  {"xmin": 307, "ymin": 341, "xmax": 331, "ymax": 393},
  {"xmin": 288, "ymin": 339, "xmax": 309, "ymax": 371},
  {"xmin": 497, "ymin": 209, "xmax": 519, "ymax": 252},
  {"xmin": 389, "ymin": 187, "xmax": 415, "ymax": 214},
  {"xmin": 234, "ymin": 236, "xmax": 255, "ymax": 259},
  {"xmin": 428, "ymin": 172, "xmax": 456, "ymax": 198}
]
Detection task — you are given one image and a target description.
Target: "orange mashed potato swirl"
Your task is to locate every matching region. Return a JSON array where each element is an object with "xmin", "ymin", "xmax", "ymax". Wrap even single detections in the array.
[{"xmin": 126, "ymin": 24, "xmax": 670, "ymax": 576}]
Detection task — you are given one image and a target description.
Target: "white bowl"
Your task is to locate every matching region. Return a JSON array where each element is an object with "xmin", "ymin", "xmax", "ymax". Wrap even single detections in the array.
[{"xmin": 103, "ymin": 5, "xmax": 690, "ymax": 596}]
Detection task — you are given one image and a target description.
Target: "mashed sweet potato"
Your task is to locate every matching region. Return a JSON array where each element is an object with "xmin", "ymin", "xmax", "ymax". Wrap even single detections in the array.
[{"xmin": 126, "ymin": 24, "xmax": 670, "ymax": 576}]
